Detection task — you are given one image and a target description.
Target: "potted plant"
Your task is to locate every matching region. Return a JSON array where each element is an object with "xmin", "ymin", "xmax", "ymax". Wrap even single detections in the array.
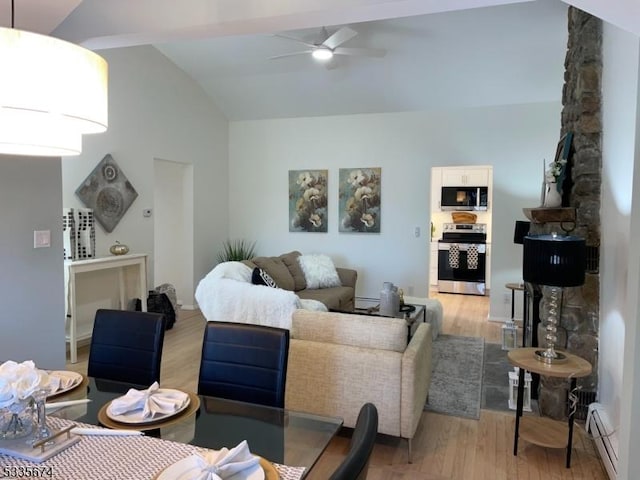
[{"xmin": 216, "ymin": 240, "xmax": 257, "ymax": 263}]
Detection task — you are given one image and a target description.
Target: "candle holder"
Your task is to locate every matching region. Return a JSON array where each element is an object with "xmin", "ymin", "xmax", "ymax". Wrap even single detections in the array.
[{"xmin": 29, "ymin": 388, "xmax": 52, "ymax": 446}]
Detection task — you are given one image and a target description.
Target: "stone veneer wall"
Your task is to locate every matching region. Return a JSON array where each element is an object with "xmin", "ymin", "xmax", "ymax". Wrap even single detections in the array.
[{"xmin": 529, "ymin": 7, "xmax": 602, "ymax": 420}]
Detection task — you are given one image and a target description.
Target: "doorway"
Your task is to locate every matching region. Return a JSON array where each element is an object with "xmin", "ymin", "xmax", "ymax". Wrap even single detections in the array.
[
  {"xmin": 153, "ymin": 158, "xmax": 194, "ymax": 308},
  {"xmin": 429, "ymin": 166, "xmax": 494, "ymax": 295}
]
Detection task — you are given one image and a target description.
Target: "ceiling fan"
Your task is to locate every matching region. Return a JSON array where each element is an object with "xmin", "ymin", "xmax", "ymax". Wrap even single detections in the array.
[{"xmin": 269, "ymin": 26, "xmax": 386, "ymax": 62}]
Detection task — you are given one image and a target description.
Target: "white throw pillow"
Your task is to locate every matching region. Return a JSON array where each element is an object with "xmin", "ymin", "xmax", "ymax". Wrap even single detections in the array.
[
  {"xmin": 297, "ymin": 254, "xmax": 341, "ymax": 289},
  {"xmin": 208, "ymin": 261, "xmax": 252, "ymax": 282}
]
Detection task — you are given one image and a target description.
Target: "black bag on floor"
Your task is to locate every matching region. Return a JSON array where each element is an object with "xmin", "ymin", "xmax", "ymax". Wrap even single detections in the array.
[{"xmin": 135, "ymin": 292, "xmax": 176, "ymax": 330}]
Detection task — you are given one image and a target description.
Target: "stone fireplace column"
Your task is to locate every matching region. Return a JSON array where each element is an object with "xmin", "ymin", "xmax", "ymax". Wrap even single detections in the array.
[{"xmin": 527, "ymin": 6, "xmax": 602, "ymax": 420}]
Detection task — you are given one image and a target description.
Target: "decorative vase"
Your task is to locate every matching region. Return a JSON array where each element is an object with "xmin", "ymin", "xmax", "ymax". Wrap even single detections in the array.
[
  {"xmin": 0, "ymin": 399, "xmax": 33, "ymax": 440},
  {"xmin": 543, "ymin": 182, "xmax": 562, "ymax": 208},
  {"xmin": 380, "ymin": 282, "xmax": 400, "ymax": 317}
]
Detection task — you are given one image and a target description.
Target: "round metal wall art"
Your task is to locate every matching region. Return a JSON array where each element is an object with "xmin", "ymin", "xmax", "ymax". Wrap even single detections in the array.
[{"xmin": 75, "ymin": 154, "xmax": 138, "ymax": 233}]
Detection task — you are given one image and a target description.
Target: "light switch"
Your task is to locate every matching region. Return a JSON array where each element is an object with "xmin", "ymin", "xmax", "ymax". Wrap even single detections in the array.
[{"xmin": 34, "ymin": 230, "xmax": 51, "ymax": 248}]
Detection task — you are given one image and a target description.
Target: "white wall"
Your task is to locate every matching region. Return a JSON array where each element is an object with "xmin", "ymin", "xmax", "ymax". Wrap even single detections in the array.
[
  {"xmin": 0, "ymin": 156, "xmax": 66, "ymax": 368},
  {"xmin": 61, "ymin": 46, "xmax": 229, "ymax": 314},
  {"xmin": 154, "ymin": 159, "xmax": 194, "ymax": 307},
  {"xmin": 229, "ymin": 101, "xmax": 560, "ymax": 307},
  {"xmin": 602, "ymin": 21, "xmax": 640, "ymax": 480}
]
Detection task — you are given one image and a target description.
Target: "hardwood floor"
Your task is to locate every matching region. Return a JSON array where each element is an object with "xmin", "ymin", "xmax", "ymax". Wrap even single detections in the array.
[{"xmin": 65, "ymin": 293, "xmax": 608, "ymax": 479}]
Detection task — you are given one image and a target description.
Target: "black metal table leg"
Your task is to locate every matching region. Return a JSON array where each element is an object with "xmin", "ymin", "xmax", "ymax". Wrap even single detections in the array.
[
  {"xmin": 513, "ymin": 367, "xmax": 526, "ymax": 456},
  {"xmin": 566, "ymin": 377, "xmax": 577, "ymax": 468}
]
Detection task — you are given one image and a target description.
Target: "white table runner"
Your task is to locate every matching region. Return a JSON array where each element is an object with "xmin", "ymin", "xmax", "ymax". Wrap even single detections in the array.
[{"xmin": 0, "ymin": 418, "xmax": 305, "ymax": 480}]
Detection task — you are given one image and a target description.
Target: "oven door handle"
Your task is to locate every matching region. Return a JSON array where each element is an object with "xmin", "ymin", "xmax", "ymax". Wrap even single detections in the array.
[{"xmin": 438, "ymin": 243, "xmax": 486, "ymax": 253}]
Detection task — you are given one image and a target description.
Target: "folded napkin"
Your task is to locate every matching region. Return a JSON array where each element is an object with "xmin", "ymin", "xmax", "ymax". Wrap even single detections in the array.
[
  {"xmin": 47, "ymin": 371, "xmax": 80, "ymax": 394},
  {"xmin": 109, "ymin": 382, "xmax": 188, "ymax": 419},
  {"xmin": 161, "ymin": 441, "xmax": 260, "ymax": 480}
]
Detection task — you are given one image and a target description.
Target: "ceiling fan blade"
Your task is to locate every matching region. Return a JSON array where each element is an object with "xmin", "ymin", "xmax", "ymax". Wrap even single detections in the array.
[
  {"xmin": 322, "ymin": 26, "xmax": 357, "ymax": 49},
  {"xmin": 268, "ymin": 50, "xmax": 313, "ymax": 60},
  {"xmin": 334, "ymin": 47, "xmax": 387, "ymax": 58},
  {"xmin": 273, "ymin": 34, "xmax": 317, "ymax": 48}
]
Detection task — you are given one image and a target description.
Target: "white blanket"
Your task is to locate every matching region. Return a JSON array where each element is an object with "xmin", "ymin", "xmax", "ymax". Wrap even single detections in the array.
[{"xmin": 195, "ymin": 277, "xmax": 300, "ymax": 330}]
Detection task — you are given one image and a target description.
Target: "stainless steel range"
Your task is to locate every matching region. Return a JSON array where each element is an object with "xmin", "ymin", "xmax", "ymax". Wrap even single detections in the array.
[{"xmin": 437, "ymin": 223, "xmax": 487, "ymax": 296}]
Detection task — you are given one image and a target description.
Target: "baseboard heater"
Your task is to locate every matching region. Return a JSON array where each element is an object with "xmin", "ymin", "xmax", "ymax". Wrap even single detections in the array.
[{"xmin": 586, "ymin": 403, "xmax": 618, "ymax": 480}]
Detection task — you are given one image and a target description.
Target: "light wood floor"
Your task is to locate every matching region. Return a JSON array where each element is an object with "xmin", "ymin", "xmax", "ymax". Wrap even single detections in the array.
[{"xmin": 65, "ymin": 292, "xmax": 608, "ymax": 479}]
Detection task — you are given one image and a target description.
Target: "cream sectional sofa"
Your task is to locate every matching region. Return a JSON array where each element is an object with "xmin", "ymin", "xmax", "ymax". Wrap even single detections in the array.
[{"xmin": 285, "ymin": 309, "xmax": 432, "ymax": 461}]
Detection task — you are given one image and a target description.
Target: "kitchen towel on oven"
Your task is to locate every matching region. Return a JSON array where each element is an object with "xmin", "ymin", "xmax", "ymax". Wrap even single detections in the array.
[
  {"xmin": 467, "ymin": 244, "xmax": 479, "ymax": 270},
  {"xmin": 448, "ymin": 244, "xmax": 460, "ymax": 269}
]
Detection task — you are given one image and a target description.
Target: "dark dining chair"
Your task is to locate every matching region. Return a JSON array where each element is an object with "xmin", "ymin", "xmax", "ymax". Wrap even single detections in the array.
[
  {"xmin": 87, "ymin": 309, "xmax": 166, "ymax": 386},
  {"xmin": 197, "ymin": 321, "xmax": 290, "ymax": 408},
  {"xmin": 329, "ymin": 403, "xmax": 379, "ymax": 480}
]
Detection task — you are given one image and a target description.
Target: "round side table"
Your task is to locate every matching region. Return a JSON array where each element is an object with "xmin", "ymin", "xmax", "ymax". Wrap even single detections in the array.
[
  {"xmin": 507, "ymin": 347, "xmax": 592, "ymax": 468},
  {"xmin": 505, "ymin": 282, "xmax": 524, "ymax": 321}
]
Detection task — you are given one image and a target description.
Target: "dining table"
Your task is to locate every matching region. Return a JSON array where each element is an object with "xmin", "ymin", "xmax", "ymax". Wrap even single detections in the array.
[{"xmin": 0, "ymin": 376, "xmax": 343, "ymax": 480}]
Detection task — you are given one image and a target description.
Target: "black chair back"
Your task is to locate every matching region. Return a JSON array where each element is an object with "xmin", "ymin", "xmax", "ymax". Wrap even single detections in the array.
[
  {"xmin": 329, "ymin": 403, "xmax": 378, "ymax": 480},
  {"xmin": 197, "ymin": 322, "xmax": 290, "ymax": 408},
  {"xmin": 88, "ymin": 309, "xmax": 166, "ymax": 385}
]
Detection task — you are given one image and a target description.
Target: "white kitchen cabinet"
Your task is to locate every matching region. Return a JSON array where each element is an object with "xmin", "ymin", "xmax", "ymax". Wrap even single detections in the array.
[
  {"xmin": 486, "ymin": 243, "xmax": 491, "ymax": 291},
  {"xmin": 441, "ymin": 167, "xmax": 490, "ymax": 187},
  {"xmin": 429, "ymin": 242, "xmax": 439, "ymax": 286}
]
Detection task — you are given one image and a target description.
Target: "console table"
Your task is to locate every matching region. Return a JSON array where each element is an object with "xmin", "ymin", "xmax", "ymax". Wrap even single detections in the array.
[
  {"xmin": 508, "ymin": 347, "xmax": 592, "ymax": 468},
  {"xmin": 65, "ymin": 254, "xmax": 148, "ymax": 364}
]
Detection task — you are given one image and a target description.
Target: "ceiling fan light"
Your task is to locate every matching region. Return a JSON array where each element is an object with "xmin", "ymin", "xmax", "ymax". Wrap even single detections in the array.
[{"xmin": 312, "ymin": 47, "xmax": 333, "ymax": 61}]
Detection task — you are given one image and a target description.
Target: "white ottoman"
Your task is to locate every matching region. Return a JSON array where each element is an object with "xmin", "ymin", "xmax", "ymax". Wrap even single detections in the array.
[{"xmin": 423, "ymin": 298, "xmax": 443, "ymax": 340}]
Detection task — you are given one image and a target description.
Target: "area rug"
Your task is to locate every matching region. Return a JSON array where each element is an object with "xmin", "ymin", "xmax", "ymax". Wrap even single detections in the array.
[
  {"xmin": 482, "ymin": 343, "xmax": 539, "ymax": 414},
  {"xmin": 482, "ymin": 342, "xmax": 513, "ymax": 412},
  {"xmin": 425, "ymin": 334, "xmax": 484, "ymax": 420}
]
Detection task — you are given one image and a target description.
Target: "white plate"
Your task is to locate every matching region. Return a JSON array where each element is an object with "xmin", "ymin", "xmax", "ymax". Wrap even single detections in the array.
[
  {"xmin": 155, "ymin": 455, "xmax": 264, "ymax": 480},
  {"xmin": 106, "ymin": 389, "xmax": 190, "ymax": 424},
  {"xmin": 47, "ymin": 371, "xmax": 83, "ymax": 397}
]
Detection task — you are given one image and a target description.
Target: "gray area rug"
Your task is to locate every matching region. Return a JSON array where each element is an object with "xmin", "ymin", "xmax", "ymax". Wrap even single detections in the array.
[
  {"xmin": 482, "ymin": 342, "xmax": 512, "ymax": 412},
  {"xmin": 425, "ymin": 334, "xmax": 484, "ymax": 420},
  {"xmin": 482, "ymin": 343, "xmax": 539, "ymax": 414}
]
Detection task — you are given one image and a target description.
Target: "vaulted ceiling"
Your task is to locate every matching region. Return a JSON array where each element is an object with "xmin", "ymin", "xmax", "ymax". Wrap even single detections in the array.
[{"xmin": 3, "ymin": 0, "xmax": 638, "ymax": 120}]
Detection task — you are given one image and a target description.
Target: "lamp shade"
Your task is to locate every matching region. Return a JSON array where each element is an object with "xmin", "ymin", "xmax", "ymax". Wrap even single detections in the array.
[
  {"xmin": 523, "ymin": 233, "xmax": 586, "ymax": 287},
  {"xmin": 514, "ymin": 220, "xmax": 531, "ymax": 245},
  {"xmin": 0, "ymin": 27, "xmax": 108, "ymax": 156}
]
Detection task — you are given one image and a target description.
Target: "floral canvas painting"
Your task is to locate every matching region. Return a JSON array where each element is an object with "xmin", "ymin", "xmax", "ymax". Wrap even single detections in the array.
[
  {"xmin": 339, "ymin": 167, "xmax": 381, "ymax": 233},
  {"xmin": 289, "ymin": 170, "xmax": 328, "ymax": 232}
]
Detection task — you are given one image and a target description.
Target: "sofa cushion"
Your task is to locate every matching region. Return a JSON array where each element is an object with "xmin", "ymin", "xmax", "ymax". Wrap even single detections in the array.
[
  {"xmin": 280, "ymin": 251, "xmax": 307, "ymax": 291},
  {"xmin": 297, "ymin": 286, "xmax": 353, "ymax": 311},
  {"xmin": 251, "ymin": 267, "xmax": 278, "ymax": 288},
  {"xmin": 291, "ymin": 310, "xmax": 408, "ymax": 352},
  {"xmin": 287, "ymin": 339, "xmax": 402, "ymax": 435},
  {"xmin": 297, "ymin": 254, "xmax": 341, "ymax": 289},
  {"xmin": 251, "ymin": 256, "xmax": 295, "ymax": 291}
]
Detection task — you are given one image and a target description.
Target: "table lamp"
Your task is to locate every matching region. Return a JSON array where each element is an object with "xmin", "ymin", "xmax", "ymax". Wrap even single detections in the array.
[{"xmin": 522, "ymin": 232, "xmax": 586, "ymax": 363}]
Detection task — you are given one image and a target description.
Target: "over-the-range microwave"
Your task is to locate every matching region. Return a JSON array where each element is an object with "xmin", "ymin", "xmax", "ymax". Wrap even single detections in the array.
[{"xmin": 440, "ymin": 186, "xmax": 489, "ymax": 211}]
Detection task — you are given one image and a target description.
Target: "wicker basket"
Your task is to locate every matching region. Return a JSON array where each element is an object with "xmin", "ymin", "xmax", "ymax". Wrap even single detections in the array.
[{"xmin": 451, "ymin": 212, "xmax": 477, "ymax": 224}]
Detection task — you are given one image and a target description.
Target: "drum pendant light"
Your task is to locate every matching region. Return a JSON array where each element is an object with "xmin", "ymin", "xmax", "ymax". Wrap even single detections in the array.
[{"xmin": 0, "ymin": 1, "xmax": 108, "ymax": 156}]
